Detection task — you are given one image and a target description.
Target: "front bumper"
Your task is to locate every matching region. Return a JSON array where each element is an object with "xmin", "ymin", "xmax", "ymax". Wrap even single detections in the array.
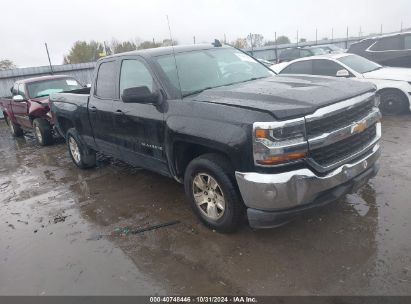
[{"xmin": 235, "ymin": 144, "xmax": 380, "ymax": 228}]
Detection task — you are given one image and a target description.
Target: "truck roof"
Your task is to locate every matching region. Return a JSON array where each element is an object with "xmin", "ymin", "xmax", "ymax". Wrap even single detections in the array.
[
  {"xmin": 101, "ymin": 44, "xmax": 230, "ymax": 61},
  {"xmin": 18, "ymin": 74, "xmax": 73, "ymax": 84}
]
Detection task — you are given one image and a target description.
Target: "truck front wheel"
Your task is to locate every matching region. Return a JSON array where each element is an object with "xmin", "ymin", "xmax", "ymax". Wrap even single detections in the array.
[
  {"xmin": 66, "ymin": 128, "xmax": 96, "ymax": 169},
  {"xmin": 33, "ymin": 118, "xmax": 53, "ymax": 146},
  {"xmin": 184, "ymin": 153, "xmax": 244, "ymax": 233},
  {"xmin": 6, "ymin": 116, "xmax": 23, "ymax": 137}
]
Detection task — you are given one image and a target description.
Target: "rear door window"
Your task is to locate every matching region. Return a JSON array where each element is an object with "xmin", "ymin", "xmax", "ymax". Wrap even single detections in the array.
[
  {"xmin": 280, "ymin": 60, "xmax": 313, "ymax": 74},
  {"xmin": 370, "ymin": 36, "xmax": 402, "ymax": 51},
  {"xmin": 95, "ymin": 61, "xmax": 117, "ymax": 99},
  {"xmin": 312, "ymin": 60, "xmax": 343, "ymax": 76}
]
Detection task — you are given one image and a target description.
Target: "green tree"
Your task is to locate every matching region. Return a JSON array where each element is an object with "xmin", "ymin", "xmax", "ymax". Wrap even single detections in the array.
[
  {"xmin": 0, "ymin": 59, "xmax": 16, "ymax": 70},
  {"xmin": 137, "ymin": 40, "xmax": 162, "ymax": 50},
  {"xmin": 275, "ymin": 36, "xmax": 291, "ymax": 44},
  {"xmin": 111, "ymin": 39, "xmax": 137, "ymax": 54},
  {"xmin": 63, "ymin": 41, "xmax": 104, "ymax": 64},
  {"xmin": 162, "ymin": 39, "xmax": 178, "ymax": 46}
]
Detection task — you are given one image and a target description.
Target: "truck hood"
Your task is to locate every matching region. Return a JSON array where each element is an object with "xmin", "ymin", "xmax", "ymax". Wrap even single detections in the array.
[
  {"xmin": 363, "ymin": 67, "xmax": 411, "ymax": 82},
  {"xmin": 189, "ymin": 75, "xmax": 374, "ymax": 120}
]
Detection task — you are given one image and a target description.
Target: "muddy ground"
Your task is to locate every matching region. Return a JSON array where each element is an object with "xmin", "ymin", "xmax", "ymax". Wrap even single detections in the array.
[{"xmin": 0, "ymin": 116, "xmax": 410, "ymax": 296}]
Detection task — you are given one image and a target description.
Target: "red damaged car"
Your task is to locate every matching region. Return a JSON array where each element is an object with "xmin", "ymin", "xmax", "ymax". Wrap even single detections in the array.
[{"xmin": 0, "ymin": 75, "xmax": 84, "ymax": 145}]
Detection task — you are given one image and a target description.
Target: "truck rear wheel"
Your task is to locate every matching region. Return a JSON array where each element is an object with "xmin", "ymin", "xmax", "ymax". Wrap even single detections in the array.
[
  {"xmin": 184, "ymin": 153, "xmax": 244, "ymax": 233},
  {"xmin": 33, "ymin": 118, "xmax": 53, "ymax": 146},
  {"xmin": 66, "ymin": 128, "xmax": 96, "ymax": 169},
  {"xmin": 6, "ymin": 116, "xmax": 23, "ymax": 137}
]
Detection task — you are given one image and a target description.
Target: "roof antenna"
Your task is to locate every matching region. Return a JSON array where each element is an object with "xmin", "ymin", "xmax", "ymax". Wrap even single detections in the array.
[
  {"xmin": 166, "ymin": 15, "xmax": 183, "ymax": 99},
  {"xmin": 44, "ymin": 43, "xmax": 54, "ymax": 75}
]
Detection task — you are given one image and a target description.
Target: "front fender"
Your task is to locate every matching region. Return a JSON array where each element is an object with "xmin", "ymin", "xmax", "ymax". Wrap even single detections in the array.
[{"xmin": 165, "ymin": 115, "xmax": 250, "ymax": 172}]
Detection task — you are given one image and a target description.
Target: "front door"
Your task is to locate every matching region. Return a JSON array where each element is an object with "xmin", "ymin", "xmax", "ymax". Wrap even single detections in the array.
[
  {"xmin": 11, "ymin": 83, "xmax": 30, "ymax": 128},
  {"xmin": 112, "ymin": 57, "xmax": 168, "ymax": 175}
]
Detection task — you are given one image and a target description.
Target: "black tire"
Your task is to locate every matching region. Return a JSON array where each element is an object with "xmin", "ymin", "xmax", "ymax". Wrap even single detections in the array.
[
  {"xmin": 33, "ymin": 118, "xmax": 53, "ymax": 146},
  {"xmin": 66, "ymin": 128, "xmax": 96, "ymax": 169},
  {"xmin": 379, "ymin": 89, "xmax": 409, "ymax": 115},
  {"xmin": 184, "ymin": 153, "xmax": 244, "ymax": 233},
  {"xmin": 6, "ymin": 116, "xmax": 23, "ymax": 137}
]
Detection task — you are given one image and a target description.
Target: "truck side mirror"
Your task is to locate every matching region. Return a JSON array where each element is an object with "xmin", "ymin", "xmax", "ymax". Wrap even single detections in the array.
[
  {"xmin": 121, "ymin": 86, "xmax": 160, "ymax": 104},
  {"xmin": 12, "ymin": 95, "xmax": 26, "ymax": 102},
  {"xmin": 336, "ymin": 69, "xmax": 350, "ymax": 77}
]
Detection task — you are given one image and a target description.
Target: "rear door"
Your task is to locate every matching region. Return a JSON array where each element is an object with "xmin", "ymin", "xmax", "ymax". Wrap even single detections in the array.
[
  {"xmin": 11, "ymin": 83, "xmax": 31, "ymax": 128},
  {"xmin": 88, "ymin": 60, "xmax": 120, "ymax": 157},
  {"xmin": 111, "ymin": 56, "xmax": 168, "ymax": 175}
]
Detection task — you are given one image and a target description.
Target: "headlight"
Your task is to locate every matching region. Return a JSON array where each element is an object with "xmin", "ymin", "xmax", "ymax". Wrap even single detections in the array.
[{"xmin": 253, "ymin": 118, "xmax": 308, "ymax": 166}]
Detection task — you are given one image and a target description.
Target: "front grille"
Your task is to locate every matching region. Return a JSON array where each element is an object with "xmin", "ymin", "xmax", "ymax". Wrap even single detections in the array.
[
  {"xmin": 310, "ymin": 125, "xmax": 377, "ymax": 167},
  {"xmin": 306, "ymin": 99, "xmax": 374, "ymax": 136}
]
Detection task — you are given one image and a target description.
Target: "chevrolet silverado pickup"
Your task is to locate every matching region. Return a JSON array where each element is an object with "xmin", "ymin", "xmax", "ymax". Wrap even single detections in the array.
[
  {"xmin": 1, "ymin": 75, "xmax": 83, "ymax": 145},
  {"xmin": 50, "ymin": 44, "xmax": 381, "ymax": 232}
]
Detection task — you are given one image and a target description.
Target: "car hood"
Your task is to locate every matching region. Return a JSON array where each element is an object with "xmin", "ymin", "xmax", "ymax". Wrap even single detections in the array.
[
  {"xmin": 363, "ymin": 67, "xmax": 411, "ymax": 82},
  {"xmin": 31, "ymin": 96, "xmax": 50, "ymax": 105},
  {"xmin": 188, "ymin": 75, "xmax": 374, "ymax": 120}
]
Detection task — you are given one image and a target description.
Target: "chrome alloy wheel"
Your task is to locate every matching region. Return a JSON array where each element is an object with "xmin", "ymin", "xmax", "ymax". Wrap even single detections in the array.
[
  {"xmin": 35, "ymin": 126, "xmax": 42, "ymax": 143},
  {"xmin": 69, "ymin": 137, "xmax": 81, "ymax": 164},
  {"xmin": 192, "ymin": 173, "xmax": 226, "ymax": 220}
]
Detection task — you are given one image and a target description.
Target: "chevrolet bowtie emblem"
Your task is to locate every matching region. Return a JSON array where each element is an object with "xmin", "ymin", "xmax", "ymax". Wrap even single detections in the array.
[{"xmin": 351, "ymin": 121, "xmax": 367, "ymax": 134}]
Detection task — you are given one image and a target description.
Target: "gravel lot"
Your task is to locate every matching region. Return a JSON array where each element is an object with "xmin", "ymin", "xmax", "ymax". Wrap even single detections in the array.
[{"xmin": 0, "ymin": 116, "xmax": 410, "ymax": 296}]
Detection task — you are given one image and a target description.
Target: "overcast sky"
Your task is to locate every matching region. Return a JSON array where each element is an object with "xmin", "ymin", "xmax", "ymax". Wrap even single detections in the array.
[{"xmin": 1, "ymin": 0, "xmax": 410, "ymax": 67}]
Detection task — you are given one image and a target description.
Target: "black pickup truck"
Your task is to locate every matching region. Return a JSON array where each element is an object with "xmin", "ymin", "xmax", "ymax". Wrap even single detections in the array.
[{"xmin": 50, "ymin": 44, "xmax": 381, "ymax": 232}]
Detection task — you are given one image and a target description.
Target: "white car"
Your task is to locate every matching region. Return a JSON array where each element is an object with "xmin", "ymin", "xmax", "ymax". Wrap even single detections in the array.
[{"xmin": 272, "ymin": 53, "xmax": 411, "ymax": 115}]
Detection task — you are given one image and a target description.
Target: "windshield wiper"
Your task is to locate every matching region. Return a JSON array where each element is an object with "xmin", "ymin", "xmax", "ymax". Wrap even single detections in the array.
[
  {"xmin": 183, "ymin": 87, "xmax": 214, "ymax": 97},
  {"xmin": 33, "ymin": 94, "xmax": 50, "ymax": 98}
]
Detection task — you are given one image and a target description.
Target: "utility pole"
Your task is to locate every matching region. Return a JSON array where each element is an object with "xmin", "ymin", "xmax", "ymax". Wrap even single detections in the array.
[
  {"xmin": 380, "ymin": 24, "xmax": 383, "ymax": 35},
  {"xmin": 346, "ymin": 26, "xmax": 349, "ymax": 49},
  {"xmin": 359, "ymin": 26, "xmax": 362, "ymax": 38},
  {"xmin": 401, "ymin": 21, "xmax": 403, "ymax": 32},
  {"xmin": 331, "ymin": 28, "xmax": 334, "ymax": 42},
  {"xmin": 224, "ymin": 33, "xmax": 226, "ymax": 44},
  {"xmin": 249, "ymin": 33, "xmax": 254, "ymax": 56},
  {"xmin": 296, "ymin": 30, "xmax": 299, "ymax": 47},
  {"xmin": 315, "ymin": 28, "xmax": 318, "ymax": 45},
  {"xmin": 274, "ymin": 32, "xmax": 278, "ymax": 62},
  {"xmin": 193, "ymin": 36, "xmax": 196, "ymax": 44},
  {"xmin": 44, "ymin": 43, "xmax": 53, "ymax": 74}
]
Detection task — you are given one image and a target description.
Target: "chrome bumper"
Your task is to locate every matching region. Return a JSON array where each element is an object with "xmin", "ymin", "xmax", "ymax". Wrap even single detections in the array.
[{"xmin": 235, "ymin": 144, "xmax": 380, "ymax": 212}]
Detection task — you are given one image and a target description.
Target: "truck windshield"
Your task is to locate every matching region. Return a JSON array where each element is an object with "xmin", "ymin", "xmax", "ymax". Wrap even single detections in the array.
[
  {"xmin": 337, "ymin": 54, "xmax": 382, "ymax": 74},
  {"xmin": 27, "ymin": 78, "xmax": 83, "ymax": 98},
  {"xmin": 155, "ymin": 48, "xmax": 274, "ymax": 97}
]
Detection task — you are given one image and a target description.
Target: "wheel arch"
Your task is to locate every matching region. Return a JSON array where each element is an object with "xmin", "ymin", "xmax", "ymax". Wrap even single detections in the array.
[{"xmin": 172, "ymin": 141, "xmax": 234, "ymax": 182}]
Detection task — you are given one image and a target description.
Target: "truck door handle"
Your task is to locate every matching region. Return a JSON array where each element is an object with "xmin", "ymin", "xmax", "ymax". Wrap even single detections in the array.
[
  {"xmin": 114, "ymin": 110, "xmax": 124, "ymax": 115},
  {"xmin": 89, "ymin": 106, "xmax": 97, "ymax": 112}
]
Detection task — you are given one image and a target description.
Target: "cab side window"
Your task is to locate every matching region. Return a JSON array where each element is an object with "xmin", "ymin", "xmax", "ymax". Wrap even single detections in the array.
[
  {"xmin": 12, "ymin": 83, "xmax": 19, "ymax": 96},
  {"xmin": 312, "ymin": 60, "xmax": 343, "ymax": 77},
  {"xmin": 281, "ymin": 60, "xmax": 313, "ymax": 74},
  {"xmin": 18, "ymin": 84, "xmax": 26, "ymax": 98},
  {"xmin": 95, "ymin": 61, "xmax": 117, "ymax": 99},
  {"xmin": 119, "ymin": 59, "xmax": 155, "ymax": 97}
]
